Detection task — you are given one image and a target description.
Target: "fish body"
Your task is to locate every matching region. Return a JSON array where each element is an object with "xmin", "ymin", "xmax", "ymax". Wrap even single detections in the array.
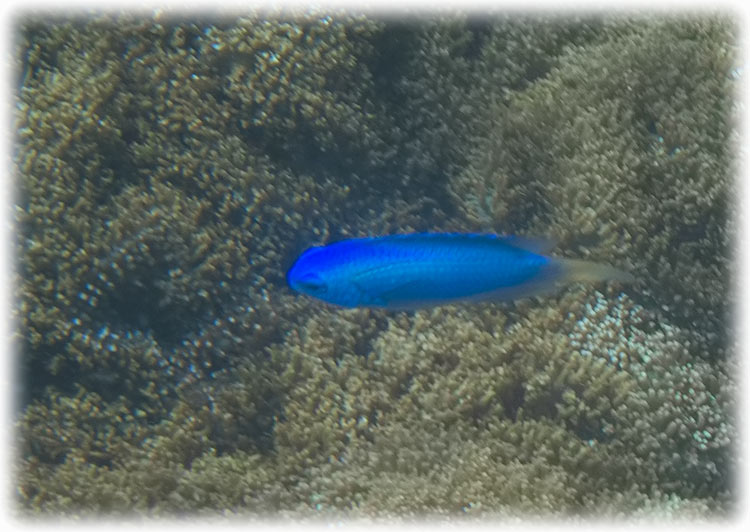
[{"xmin": 286, "ymin": 233, "xmax": 633, "ymax": 309}]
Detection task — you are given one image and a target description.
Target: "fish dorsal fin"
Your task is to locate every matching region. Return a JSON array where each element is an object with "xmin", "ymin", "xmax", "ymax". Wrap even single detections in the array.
[
  {"xmin": 347, "ymin": 232, "xmax": 557, "ymax": 254},
  {"xmin": 497, "ymin": 234, "xmax": 557, "ymax": 254}
]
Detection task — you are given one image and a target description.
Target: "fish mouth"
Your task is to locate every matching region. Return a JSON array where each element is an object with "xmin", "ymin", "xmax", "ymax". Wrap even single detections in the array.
[
  {"xmin": 286, "ymin": 255, "xmax": 328, "ymax": 295},
  {"xmin": 290, "ymin": 272, "xmax": 327, "ymax": 294},
  {"xmin": 286, "ymin": 245, "xmax": 319, "ymax": 289},
  {"xmin": 286, "ymin": 252, "xmax": 306, "ymax": 289},
  {"xmin": 285, "ymin": 263, "xmax": 296, "ymax": 289}
]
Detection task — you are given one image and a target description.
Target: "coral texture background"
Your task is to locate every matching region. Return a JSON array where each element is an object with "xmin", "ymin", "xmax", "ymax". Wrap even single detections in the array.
[{"xmin": 14, "ymin": 12, "xmax": 736, "ymax": 518}]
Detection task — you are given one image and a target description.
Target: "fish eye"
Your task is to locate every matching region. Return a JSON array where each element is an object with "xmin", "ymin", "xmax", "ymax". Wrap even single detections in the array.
[{"xmin": 295, "ymin": 273, "xmax": 327, "ymax": 294}]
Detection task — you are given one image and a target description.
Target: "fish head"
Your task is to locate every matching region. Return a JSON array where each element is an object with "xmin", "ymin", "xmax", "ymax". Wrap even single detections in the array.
[
  {"xmin": 287, "ymin": 248, "xmax": 329, "ymax": 294},
  {"xmin": 288, "ymin": 269, "xmax": 329, "ymax": 298},
  {"xmin": 287, "ymin": 244, "xmax": 358, "ymax": 307}
]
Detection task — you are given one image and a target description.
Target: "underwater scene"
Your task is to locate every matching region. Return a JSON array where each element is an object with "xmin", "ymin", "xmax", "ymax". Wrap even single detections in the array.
[{"xmin": 13, "ymin": 10, "xmax": 737, "ymax": 520}]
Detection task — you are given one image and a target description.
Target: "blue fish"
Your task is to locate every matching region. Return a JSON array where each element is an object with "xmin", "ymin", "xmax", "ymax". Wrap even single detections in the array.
[{"xmin": 286, "ymin": 233, "xmax": 634, "ymax": 309}]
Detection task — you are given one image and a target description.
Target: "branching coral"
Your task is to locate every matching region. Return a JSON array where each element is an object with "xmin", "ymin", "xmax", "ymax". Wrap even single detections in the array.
[
  {"xmin": 450, "ymin": 18, "xmax": 737, "ymax": 359},
  {"xmin": 234, "ymin": 289, "xmax": 732, "ymax": 518},
  {"xmin": 14, "ymin": 12, "xmax": 735, "ymax": 520},
  {"xmin": 15, "ymin": 11, "xmax": 386, "ymax": 407}
]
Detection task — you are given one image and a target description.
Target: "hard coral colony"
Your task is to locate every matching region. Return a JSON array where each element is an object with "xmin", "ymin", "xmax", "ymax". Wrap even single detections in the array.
[{"xmin": 14, "ymin": 14, "xmax": 735, "ymax": 518}]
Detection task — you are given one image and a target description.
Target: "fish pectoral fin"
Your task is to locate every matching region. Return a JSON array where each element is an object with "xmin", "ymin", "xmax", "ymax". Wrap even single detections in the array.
[
  {"xmin": 353, "ymin": 280, "xmax": 424, "ymax": 308},
  {"xmin": 378, "ymin": 280, "xmax": 423, "ymax": 299},
  {"xmin": 351, "ymin": 280, "xmax": 388, "ymax": 307}
]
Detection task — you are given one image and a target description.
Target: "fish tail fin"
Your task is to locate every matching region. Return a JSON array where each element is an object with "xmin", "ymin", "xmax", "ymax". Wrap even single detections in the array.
[{"xmin": 557, "ymin": 258, "xmax": 635, "ymax": 285}]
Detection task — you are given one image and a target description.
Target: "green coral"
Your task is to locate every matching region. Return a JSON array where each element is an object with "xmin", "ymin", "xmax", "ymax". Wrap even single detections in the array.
[{"xmin": 14, "ymin": 12, "xmax": 735, "ymax": 520}]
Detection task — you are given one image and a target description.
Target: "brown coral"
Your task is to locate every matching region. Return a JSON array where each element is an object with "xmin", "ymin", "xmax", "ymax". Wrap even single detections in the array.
[
  {"xmin": 450, "ymin": 18, "xmax": 737, "ymax": 360},
  {"xmin": 14, "ymin": 13, "xmax": 735, "ymax": 520}
]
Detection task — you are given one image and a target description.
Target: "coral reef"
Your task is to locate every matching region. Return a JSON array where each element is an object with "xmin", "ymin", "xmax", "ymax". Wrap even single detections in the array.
[
  {"xmin": 281, "ymin": 289, "xmax": 732, "ymax": 517},
  {"xmin": 451, "ymin": 18, "xmax": 737, "ymax": 360},
  {"xmin": 14, "ymin": 12, "xmax": 735, "ymax": 520}
]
